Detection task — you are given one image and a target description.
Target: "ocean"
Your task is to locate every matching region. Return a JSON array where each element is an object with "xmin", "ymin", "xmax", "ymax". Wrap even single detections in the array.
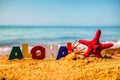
[
  {"xmin": 0, "ymin": 26, "xmax": 120, "ymax": 54},
  {"xmin": 0, "ymin": 26, "xmax": 120, "ymax": 46}
]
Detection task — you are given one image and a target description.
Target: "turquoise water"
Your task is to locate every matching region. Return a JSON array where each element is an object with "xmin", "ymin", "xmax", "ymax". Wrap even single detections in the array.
[{"xmin": 0, "ymin": 26, "xmax": 120, "ymax": 46}]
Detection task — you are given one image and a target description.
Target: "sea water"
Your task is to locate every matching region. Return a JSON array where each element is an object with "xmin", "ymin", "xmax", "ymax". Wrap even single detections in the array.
[
  {"xmin": 0, "ymin": 26, "xmax": 120, "ymax": 54},
  {"xmin": 0, "ymin": 26, "xmax": 120, "ymax": 46}
]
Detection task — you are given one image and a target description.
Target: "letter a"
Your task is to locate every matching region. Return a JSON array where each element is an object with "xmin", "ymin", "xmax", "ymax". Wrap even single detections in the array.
[
  {"xmin": 9, "ymin": 47, "xmax": 23, "ymax": 60},
  {"xmin": 56, "ymin": 46, "xmax": 68, "ymax": 60}
]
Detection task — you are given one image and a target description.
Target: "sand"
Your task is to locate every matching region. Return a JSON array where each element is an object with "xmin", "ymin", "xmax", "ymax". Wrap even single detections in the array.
[{"xmin": 0, "ymin": 48, "xmax": 120, "ymax": 80}]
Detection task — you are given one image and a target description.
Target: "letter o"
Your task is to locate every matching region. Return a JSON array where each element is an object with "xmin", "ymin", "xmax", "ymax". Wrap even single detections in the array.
[{"xmin": 31, "ymin": 46, "xmax": 45, "ymax": 60}]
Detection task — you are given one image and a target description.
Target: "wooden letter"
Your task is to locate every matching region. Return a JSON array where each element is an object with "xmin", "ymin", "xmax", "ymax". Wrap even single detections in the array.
[
  {"xmin": 30, "ymin": 46, "xmax": 45, "ymax": 60},
  {"xmin": 9, "ymin": 47, "xmax": 23, "ymax": 60},
  {"xmin": 22, "ymin": 44, "xmax": 31, "ymax": 58},
  {"xmin": 67, "ymin": 42, "xmax": 72, "ymax": 54},
  {"xmin": 56, "ymin": 46, "xmax": 68, "ymax": 60},
  {"xmin": 45, "ymin": 44, "xmax": 58, "ymax": 58}
]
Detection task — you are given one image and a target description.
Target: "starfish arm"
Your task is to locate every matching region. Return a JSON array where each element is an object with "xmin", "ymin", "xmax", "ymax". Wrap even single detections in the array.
[
  {"xmin": 78, "ymin": 40, "xmax": 89, "ymax": 46},
  {"xmin": 83, "ymin": 48, "xmax": 92, "ymax": 57},
  {"xmin": 94, "ymin": 52, "xmax": 102, "ymax": 58},
  {"xmin": 92, "ymin": 29, "xmax": 101, "ymax": 43},
  {"xmin": 101, "ymin": 43, "xmax": 113, "ymax": 49}
]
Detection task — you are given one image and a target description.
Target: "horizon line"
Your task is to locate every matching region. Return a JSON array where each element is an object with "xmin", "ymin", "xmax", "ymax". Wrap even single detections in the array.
[{"xmin": 0, "ymin": 25, "xmax": 120, "ymax": 27}]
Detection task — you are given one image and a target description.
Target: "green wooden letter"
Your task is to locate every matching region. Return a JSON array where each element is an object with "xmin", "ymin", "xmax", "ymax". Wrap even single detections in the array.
[{"xmin": 9, "ymin": 47, "xmax": 23, "ymax": 60}]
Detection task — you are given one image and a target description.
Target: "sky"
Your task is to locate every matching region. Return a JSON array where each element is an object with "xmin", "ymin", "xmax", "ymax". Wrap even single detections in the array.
[{"xmin": 0, "ymin": 0, "xmax": 120, "ymax": 26}]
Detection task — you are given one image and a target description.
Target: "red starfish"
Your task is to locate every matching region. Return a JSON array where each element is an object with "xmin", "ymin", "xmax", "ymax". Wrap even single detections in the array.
[{"xmin": 78, "ymin": 29, "xmax": 113, "ymax": 58}]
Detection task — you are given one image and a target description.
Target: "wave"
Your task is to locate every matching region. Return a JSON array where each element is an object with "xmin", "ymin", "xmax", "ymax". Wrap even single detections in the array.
[{"xmin": 103, "ymin": 40, "xmax": 120, "ymax": 48}]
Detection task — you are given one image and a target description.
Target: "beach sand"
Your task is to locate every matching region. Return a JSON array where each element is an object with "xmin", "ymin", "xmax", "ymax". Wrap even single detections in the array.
[{"xmin": 0, "ymin": 48, "xmax": 120, "ymax": 80}]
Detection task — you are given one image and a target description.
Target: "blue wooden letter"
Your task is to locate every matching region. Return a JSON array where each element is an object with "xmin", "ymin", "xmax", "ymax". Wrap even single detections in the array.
[{"xmin": 56, "ymin": 46, "xmax": 68, "ymax": 60}]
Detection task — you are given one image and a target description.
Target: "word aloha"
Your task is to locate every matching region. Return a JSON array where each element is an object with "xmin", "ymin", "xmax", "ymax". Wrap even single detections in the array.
[
  {"xmin": 9, "ymin": 43, "xmax": 73, "ymax": 60},
  {"xmin": 8, "ymin": 29, "xmax": 114, "ymax": 60}
]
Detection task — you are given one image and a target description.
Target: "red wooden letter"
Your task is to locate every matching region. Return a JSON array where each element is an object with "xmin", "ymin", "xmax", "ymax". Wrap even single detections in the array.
[
  {"xmin": 30, "ymin": 46, "xmax": 45, "ymax": 60},
  {"xmin": 67, "ymin": 42, "xmax": 72, "ymax": 54}
]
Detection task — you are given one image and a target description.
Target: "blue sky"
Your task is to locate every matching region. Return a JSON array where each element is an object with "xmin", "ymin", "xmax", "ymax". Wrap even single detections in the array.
[{"xmin": 0, "ymin": 0, "xmax": 120, "ymax": 26}]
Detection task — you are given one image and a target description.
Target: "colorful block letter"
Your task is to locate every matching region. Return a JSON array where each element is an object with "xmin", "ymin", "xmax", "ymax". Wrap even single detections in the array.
[
  {"xmin": 45, "ymin": 44, "xmax": 58, "ymax": 58},
  {"xmin": 30, "ymin": 46, "xmax": 45, "ymax": 60},
  {"xmin": 67, "ymin": 42, "xmax": 72, "ymax": 54},
  {"xmin": 22, "ymin": 44, "xmax": 31, "ymax": 58},
  {"xmin": 9, "ymin": 47, "xmax": 23, "ymax": 60},
  {"xmin": 56, "ymin": 46, "xmax": 68, "ymax": 60}
]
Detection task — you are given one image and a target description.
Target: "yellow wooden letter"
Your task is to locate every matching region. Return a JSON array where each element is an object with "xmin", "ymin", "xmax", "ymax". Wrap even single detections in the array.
[{"xmin": 22, "ymin": 44, "xmax": 31, "ymax": 58}]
